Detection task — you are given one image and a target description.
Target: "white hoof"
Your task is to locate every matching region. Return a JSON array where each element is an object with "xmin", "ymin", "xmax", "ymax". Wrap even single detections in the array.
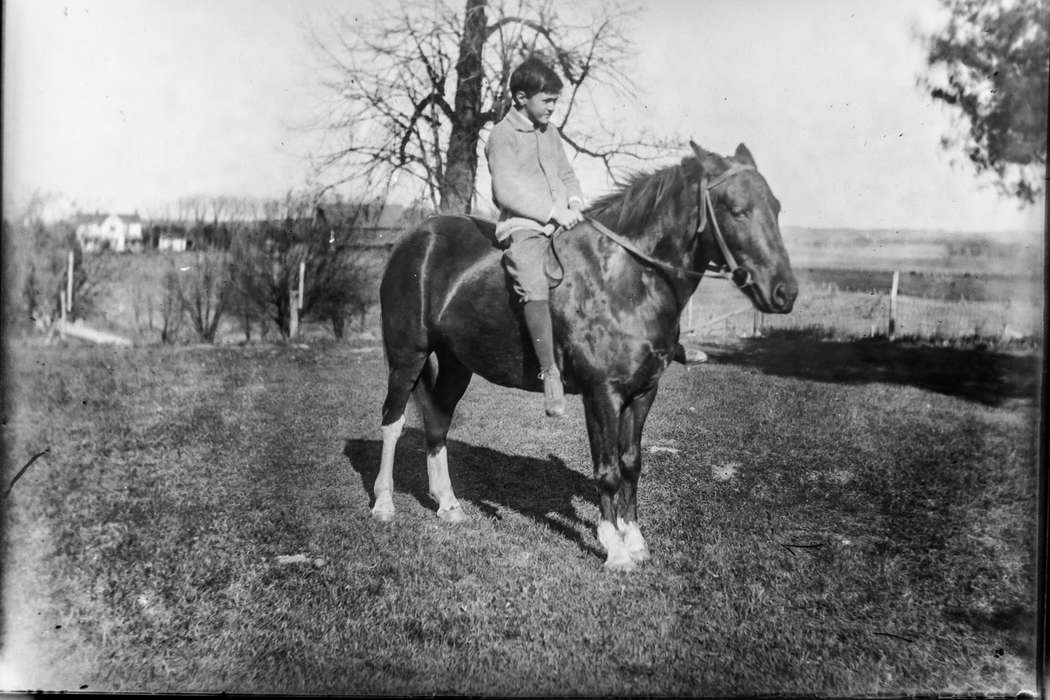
[
  {"xmin": 597, "ymin": 520, "xmax": 636, "ymax": 572},
  {"xmin": 371, "ymin": 506, "xmax": 395, "ymax": 522},
  {"xmin": 372, "ymin": 491, "xmax": 395, "ymax": 522},
  {"xmin": 603, "ymin": 550, "xmax": 637, "ymax": 572},
  {"xmin": 437, "ymin": 505, "xmax": 468, "ymax": 523},
  {"xmin": 619, "ymin": 520, "xmax": 651, "ymax": 562},
  {"xmin": 629, "ymin": 546, "xmax": 651, "ymax": 562}
]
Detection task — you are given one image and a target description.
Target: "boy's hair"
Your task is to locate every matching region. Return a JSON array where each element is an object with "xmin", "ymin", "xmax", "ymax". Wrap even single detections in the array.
[{"xmin": 509, "ymin": 57, "xmax": 563, "ymax": 98}]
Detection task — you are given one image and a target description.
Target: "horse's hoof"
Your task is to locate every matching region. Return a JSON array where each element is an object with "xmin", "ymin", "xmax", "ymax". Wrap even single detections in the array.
[
  {"xmin": 371, "ymin": 507, "xmax": 395, "ymax": 523},
  {"xmin": 603, "ymin": 554, "xmax": 637, "ymax": 573},
  {"xmin": 628, "ymin": 545, "xmax": 651, "ymax": 563},
  {"xmin": 437, "ymin": 505, "xmax": 468, "ymax": 523}
]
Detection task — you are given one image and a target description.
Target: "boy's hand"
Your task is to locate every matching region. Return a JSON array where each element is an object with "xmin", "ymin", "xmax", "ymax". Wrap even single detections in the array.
[{"xmin": 552, "ymin": 206, "xmax": 584, "ymax": 229}]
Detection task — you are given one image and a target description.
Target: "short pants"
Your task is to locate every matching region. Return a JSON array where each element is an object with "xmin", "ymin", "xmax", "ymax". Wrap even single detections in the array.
[{"xmin": 500, "ymin": 228, "xmax": 552, "ymax": 302}]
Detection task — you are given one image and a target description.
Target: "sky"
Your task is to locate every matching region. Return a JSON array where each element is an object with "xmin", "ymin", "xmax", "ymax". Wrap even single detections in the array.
[{"xmin": 3, "ymin": 0, "xmax": 1045, "ymax": 235}]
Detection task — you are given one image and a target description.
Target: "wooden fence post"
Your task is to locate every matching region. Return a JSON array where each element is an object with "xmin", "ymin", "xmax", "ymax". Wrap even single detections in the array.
[
  {"xmin": 298, "ymin": 260, "xmax": 305, "ymax": 310},
  {"xmin": 289, "ymin": 261, "xmax": 305, "ymax": 340},
  {"xmin": 59, "ymin": 290, "xmax": 67, "ymax": 339},
  {"xmin": 67, "ymin": 250, "xmax": 74, "ymax": 319},
  {"xmin": 888, "ymin": 269, "xmax": 900, "ymax": 340},
  {"xmin": 289, "ymin": 289, "xmax": 299, "ymax": 340}
]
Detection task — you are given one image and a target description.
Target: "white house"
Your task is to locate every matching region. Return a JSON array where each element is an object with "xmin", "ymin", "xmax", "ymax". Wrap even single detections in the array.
[
  {"xmin": 158, "ymin": 232, "xmax": 188, "ymax": 252},
  {"xmin": 75, "ymin": 212, "xmax": 144, "ymax": 252}
]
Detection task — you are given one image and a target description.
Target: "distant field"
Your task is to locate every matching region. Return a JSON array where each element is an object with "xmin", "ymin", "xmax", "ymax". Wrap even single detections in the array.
[
  {"xmin": 686, "ymin": 273, "xmax": 1042, "ymax": 344},
  {"xmin": 797, "ymin": 268, "xmax": 1043, "ymax": 304},
  {"xmin": 54, "ymin": 226, "xmax": 1045, "ymax": 346},
  {"xmin": 782, "ymin": 226, "xmax": 1042, "ymax": 277}
]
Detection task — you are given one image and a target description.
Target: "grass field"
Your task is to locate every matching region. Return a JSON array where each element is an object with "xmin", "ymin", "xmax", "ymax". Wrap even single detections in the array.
[{"xmin": 1, "ymin": 335, "xmax": 1040, "ymax": 694}]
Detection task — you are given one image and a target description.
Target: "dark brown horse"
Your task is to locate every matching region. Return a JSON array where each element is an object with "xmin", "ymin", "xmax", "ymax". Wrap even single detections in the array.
[{"xmin": 372, "ymin": 141, "xmax": 797, "ymax": 570}]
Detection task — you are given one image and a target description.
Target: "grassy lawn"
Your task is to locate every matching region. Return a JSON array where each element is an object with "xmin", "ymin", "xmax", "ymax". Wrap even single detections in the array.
[{"xmin": 1, "ymin": 336, "xmax": 1040, "ymax": 694}]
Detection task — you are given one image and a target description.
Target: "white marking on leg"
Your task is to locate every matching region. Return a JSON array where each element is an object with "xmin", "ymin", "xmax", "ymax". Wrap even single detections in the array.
[
  {"xmin": 372, "ymin": 414, "xmax": 405, "ymax": 521},
  {"xmin": 597, "ymin": 520, "xmax": 635, "ymax": 572},
  {"xmin": 427, "ymin": 446, "xmax": 466, "ymax": 523},
  {"xmin": 617, "ymin": 518, "xmax": 651, "ymax": 563}
]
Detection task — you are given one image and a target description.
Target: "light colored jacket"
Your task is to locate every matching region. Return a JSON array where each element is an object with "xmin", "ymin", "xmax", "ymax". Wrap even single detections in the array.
[{"xmin": 485, "ymin": 107, "xmax": 584, "ymax": 241}]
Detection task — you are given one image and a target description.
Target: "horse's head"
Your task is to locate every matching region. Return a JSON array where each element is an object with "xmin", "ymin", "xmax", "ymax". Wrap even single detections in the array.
[{"xmin": 688, "ymin": 141, "xmax": 797, "ymax": 314}]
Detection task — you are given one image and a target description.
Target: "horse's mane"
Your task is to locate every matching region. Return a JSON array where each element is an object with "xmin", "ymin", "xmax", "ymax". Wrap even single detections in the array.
[{"xmin": 586, "ymin": 160, "xmax": 693, "ymax": 237}]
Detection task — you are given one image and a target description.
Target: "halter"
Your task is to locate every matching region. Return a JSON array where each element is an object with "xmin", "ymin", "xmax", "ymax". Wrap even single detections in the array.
[{"xmin": 581, "ymin": 162, "xmax": 756, "ymax": 288}]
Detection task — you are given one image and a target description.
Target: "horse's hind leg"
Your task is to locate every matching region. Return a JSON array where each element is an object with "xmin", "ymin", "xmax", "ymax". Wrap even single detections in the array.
[
  {"xmin": 373, "ymin": 350, "xmax": 428, "ymax": 522},
  {"xmin": 413, "ymin": 348, "xmax": 473, "ymax": 523}
]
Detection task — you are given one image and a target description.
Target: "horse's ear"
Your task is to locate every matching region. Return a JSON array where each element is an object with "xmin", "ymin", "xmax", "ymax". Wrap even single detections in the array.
[
  {"xmin": 734, "ymin": 143, "xmax": 756, "ymax": 167},
  {"xmin": 689, "ymin": 140, "xmax": 720, "ymax": 176},
  {"xmin": 689, "ymin": 140, "xmax": 708, "ymax": 163}
]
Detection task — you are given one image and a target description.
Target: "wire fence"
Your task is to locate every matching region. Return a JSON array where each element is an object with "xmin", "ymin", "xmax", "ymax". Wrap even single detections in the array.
[{"xmin": 683, "ymin": 273, "xmax": 1043, "ymax": 344}]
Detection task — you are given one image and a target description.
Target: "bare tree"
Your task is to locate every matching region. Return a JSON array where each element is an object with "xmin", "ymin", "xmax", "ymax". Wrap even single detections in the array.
[
  {"xmin": 308, "ymin": 0, "xmax": 666, "ymax": 214},
  {"xmin": 227, "ymin": 191, "xmax": 382, "ymax": 339},
  {"xmin": 175, "ymin": 250, "xmax": 231, "ymax": 343},
  {"xmin": 158, "ymin": 267, "xmax": 185, "ymax": 344},
  {"xmin": 5, "ymin": 190, "xmax": 105, "ymax": 331}
]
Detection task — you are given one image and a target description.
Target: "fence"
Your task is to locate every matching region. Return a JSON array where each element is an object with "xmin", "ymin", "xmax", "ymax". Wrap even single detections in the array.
[{"xmin": 682, "ymin": 270, "xmax": 1043, "ymax": 343}]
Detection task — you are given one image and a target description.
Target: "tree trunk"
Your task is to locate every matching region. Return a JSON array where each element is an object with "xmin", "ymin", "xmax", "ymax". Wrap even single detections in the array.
[
  {"xmin": 331, "ymin": 312, "xmax": 345, "ymax": 339},
  {"xmin": 440, "ymin": 0, "xmax": 488, "ymax": 214}
]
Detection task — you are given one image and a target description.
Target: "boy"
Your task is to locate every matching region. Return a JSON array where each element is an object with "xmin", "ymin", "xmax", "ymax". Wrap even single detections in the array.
[{"xmin": 485, "ymin": 56, "xmax": 584, "ymax": 418}]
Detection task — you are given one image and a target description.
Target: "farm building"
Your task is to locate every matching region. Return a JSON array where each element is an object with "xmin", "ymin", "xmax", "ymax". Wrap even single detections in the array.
[
  {"xmin": 74, "ymin": 212, "xmax": 144, "ymax": 253},
  {"xmin": 157, "ymin": 228, "xmax": 189, "ymax": 251}
]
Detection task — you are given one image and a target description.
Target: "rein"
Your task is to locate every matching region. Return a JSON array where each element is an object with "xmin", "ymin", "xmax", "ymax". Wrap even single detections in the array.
[{"xmin": 580, "ymin": 163, "xmax": 756, "ymax": 289}]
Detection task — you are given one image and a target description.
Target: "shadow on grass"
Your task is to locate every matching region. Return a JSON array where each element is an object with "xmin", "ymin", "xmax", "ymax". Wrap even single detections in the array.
[
  {"xmin": 944, "ymin": 603, "xmax": 1037, "ymax": 660},
  {"xmin": 705, "ymin": 332, "xmax": 1041, "ymax": 406},
  {"xmin": 343, "ymin": 428, "xmax": 601, "ymax": 556}
]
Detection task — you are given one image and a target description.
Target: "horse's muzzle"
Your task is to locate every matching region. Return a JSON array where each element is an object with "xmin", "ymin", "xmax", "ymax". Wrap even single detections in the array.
[{"xmin": 769, "ymin": 279, "xmax": 798, "ymax": 313}]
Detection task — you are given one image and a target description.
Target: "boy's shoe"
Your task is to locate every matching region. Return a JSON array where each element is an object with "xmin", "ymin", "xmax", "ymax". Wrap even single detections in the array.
[
  {"xmin": 539, "ymin": 365, "xmax": 566, "ymax": 417},
  {"xmin": 682, "ymin": 348, "xmax": 708, "ymax": 365},
  {"xmin": 673, "ymin": 342, "xmax": 708, "ymax": 366}
]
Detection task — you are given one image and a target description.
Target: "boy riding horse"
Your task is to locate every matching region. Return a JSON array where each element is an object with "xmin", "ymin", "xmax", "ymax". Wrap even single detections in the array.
[{"xmin": 487, "ymin": 57, "xmax": 705, "ymax": 418}]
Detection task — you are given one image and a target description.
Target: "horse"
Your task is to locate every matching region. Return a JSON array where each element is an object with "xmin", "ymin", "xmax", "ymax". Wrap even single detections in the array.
[{"xmin": 371, "ymin": 141, "xmax": 797, "ymax": 571}]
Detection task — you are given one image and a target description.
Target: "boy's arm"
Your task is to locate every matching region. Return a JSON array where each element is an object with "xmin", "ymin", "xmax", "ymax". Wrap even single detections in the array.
[
  {"xmin": 486, "ymin": 128, "xmax": 556, "ymax": 223},
  {"xmin": 554, "ymin": 128, "xmax": 585, "ymax": 210}
]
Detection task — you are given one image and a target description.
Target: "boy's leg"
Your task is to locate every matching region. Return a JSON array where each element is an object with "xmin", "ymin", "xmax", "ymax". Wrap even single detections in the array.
[
  {"xmin": 524, "ymin": 300, "xmax": 556, "ymax": 369},
  {"xmin": 501, "ymin": 229, "xmax": 566, "ymax": 417},
  {"xmin": 523, "ymin": 299, "xmax": 565, "ymax": 416}
]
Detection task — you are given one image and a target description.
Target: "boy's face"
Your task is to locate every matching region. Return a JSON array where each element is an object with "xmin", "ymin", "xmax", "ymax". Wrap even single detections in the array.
[{"xmin": 515, "ymin": 90, "xmax": 561, "ymax": 127}]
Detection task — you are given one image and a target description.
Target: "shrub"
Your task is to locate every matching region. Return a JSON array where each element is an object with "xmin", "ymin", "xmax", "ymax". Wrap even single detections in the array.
[{"xmin": 227, "ymin": 193, "xmax": 381, "ymax": 340}]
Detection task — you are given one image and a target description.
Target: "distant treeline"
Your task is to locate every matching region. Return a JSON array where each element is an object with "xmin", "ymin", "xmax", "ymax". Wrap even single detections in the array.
[{"xmin": 142, "ymin": 200, "xmax": 433, "ymax": 252}]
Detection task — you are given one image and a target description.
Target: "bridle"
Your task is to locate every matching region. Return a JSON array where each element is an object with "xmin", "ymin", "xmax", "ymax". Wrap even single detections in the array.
[
  {"xmin": 697, "ymin": 163, "xmax": 756, "ymax": 289},
  {"xmin": 580, "ymin": 162, "xmax": 756, "ymax": 289}
]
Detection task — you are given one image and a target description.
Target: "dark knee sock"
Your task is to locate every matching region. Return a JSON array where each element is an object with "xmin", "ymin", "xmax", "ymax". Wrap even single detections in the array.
[{"xmin": 523, "ymin": 300, "xmax": 556, "ymax": 371}]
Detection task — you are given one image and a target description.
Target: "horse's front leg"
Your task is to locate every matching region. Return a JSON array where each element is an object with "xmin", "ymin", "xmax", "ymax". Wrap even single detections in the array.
[
  {"xmin": 583, "ymin": 388, "xmax": 634, "ymax": 571},
  {"xmin": 617, "ymin": 385, "xmax": 659, "ymax": 563}
]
